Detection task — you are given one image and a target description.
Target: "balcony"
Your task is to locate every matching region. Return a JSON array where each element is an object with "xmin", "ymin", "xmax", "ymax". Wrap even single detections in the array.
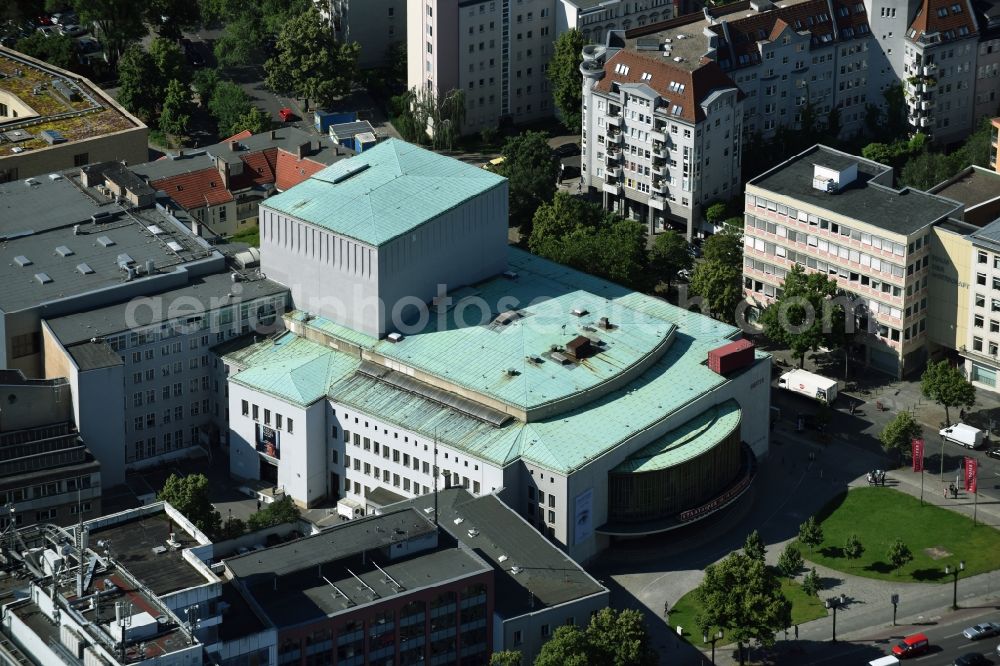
[
  {"xmin": 919, "ymin": 116, "xmax": 931, "ymax": 128},
  {"xmin": 608, "ymin": 104, "xmax": 622, "ymax": 116},
  {"xmin": 651, "ymin": 163, "xmax": 667, "ymax": 177},
  {"xmin": 608, "ymin": 131, "xmax": 624, "ymax": 145},
  {"xmin": 651, "ymin": 125, "xmax": 667, "ymax": 143},
  {"xmin": 920, "ymin": 99, "xmax": 933, "ymax": 111},
  {"xmin": 607, "ymin": 165, "xmax": 622, "ymax": 178},
  {"xmin": 606, "ymin": 116, "xmax": 622, "ymax": 129},
  {"xmin": 649, "ymin": 195, "xmax": 666, "ymax": 211},
  {"xmin": 602, "ymin": 181, "xmax": 623, "ymax": 195},
  {"xmin": 922, "ymin": 64, "xmax": 937, "ymax": 76}
]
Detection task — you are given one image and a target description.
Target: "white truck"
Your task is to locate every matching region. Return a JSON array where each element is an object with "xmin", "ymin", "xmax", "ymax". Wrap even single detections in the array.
[
  {"xmin": 938, "ymin": 423, "xmax": 985, "ymax": 449},
  {"xmin": 777, "ymin": 369, "xmax": 839, "ymax": 403},
  {"xmin": 336, "ymin": 498, "xmax": 365, "ymax": 521}
]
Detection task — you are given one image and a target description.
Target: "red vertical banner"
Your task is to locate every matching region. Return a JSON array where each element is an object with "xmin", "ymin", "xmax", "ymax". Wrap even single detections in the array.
[
  {"xmin": 964, "ymin": 457, "xmax": 978, "ymax": 493},
  {"xmin": 912, "ymin": 439, "xmax": 924, "ymax": 472}
]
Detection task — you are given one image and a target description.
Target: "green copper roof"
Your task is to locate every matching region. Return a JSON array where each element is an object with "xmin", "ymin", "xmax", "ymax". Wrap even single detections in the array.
[
  {"xmin": 226, "ymin": 332, "xmax": 360, "ymax": 407},
  {"xmin": 611, "ymin": 399, "xmax": 742, "ymax": 474},
  {"xmin": 261, "ymin": 138, "xmax": 507, "ymax": 246}
]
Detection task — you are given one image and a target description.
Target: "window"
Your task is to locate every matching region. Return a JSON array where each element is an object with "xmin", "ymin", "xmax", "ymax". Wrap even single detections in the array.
[
  {"xmin": 73, "ymin": 152, "xmax": 89, "ymax": 167},
  {"xmin": 287, "ymin": 418, "xmax": 293, "ymax": 433},
  {"xmin": 264, "ymin": 409, "xmax": 271, "ymax": 425},
  {"xmin": 974, "ymin": 336, "xmax": 984, "ymax": 351},
  {"xmin": 252, "ymin": 404, "xmax": 259, "ymax": 420},
  {"xmin": 513, "ymin": 631, "xmax": 523, "ymax": 646}
]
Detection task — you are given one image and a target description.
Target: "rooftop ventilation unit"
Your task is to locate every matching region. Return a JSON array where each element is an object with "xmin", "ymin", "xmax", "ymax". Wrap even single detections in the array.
[
  {"xmin": 525, "ymin": 355, "xmax": 543, "ymax": 364},
  {"xmin": 598, "ymin": 317, "xmax": 613, "ymax": 330},
  {"xmin": 34, "ymin": 272, "xmax": 52, "ymax": 284},
  {"xmin": 147, "ymin": 225, "xmax": 164, "ymax": 235},
  {"xmin": 453, "ymin": 517, "xmax": 464, "ymax": 525},
  {"xmin": 39, "ymin": 130, "xmax": 66, "ymax": 145},
  {"xmin": 55, "ymin": 245, "xmax": 73, "ymax": 257},
  {"xmin": 14, "ymin": 255, "xmax": 32, "ymax": 267},
  {"xmin": 570, "ymin": 308, "xmax": 589, "ymax": 317},
  {"xmin": 24, "ymin": 178, "xmax": 39, "ymax": 187},
  {"xmin": 96, "ymin": 236, "xmax": 114, "ymax": 247},
  {"xmin": 92, "ymin": 211, "xmax": 113, "ymax": 224},
  {"xmin": 467, "ymin": 528, "xmax": 479, "ymax": 538},
  {"xmin": 494, "ymin": 310, "xmax": 522, "ymax": 326},
  {"xmin": 510, "ymin": 566, "xmax": 523, "ymax": 575},
  {"xmin": 387, "ymin": 332, "xmax": 405, "ymax": 343},
  {"xmin": 166, "ymin": 241, "xmax": 183, "ymax": 252},
  {"xmin": 498, "ymin": 555, "xmax": 508, "ymax": 563},
  {"xmin": 76, "ymin": 263, "xmax": 94, "ymax": 275},
  {"xmin": 502, "ymin": 270, "xmax": 519, "ymax": 280},
  {"xmin": 812, "ymin": 161, "xmax": 857, "ymax": 193},
  {"xmin": 116, "ymin": 253, "xmax": 134, "ymax": 268},
  {"xmin": 48, "ymin": 173, "xmax": 63, "ymax": 181},
  {"xmin": 505, "ymin": 368, "xmax": 520, "ymax": 376}
]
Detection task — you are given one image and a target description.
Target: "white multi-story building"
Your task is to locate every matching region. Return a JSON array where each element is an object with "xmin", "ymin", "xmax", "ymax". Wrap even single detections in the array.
[
  {"xmin": 316, "ymin": 0, "xmax": 407, "ymax": 69},
  {"xmin": 580, "ymin": 43, "xmax": 743, "ymax": 237},
  {"xmin": 407, "ymin": 0, "xmax": 673, "ymax": 133}
]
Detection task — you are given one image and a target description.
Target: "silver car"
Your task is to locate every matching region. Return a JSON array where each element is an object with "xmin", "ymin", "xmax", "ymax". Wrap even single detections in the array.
[{"xmin": 962, "ymin": 622, "xmax": 1000, "ymax": 640}]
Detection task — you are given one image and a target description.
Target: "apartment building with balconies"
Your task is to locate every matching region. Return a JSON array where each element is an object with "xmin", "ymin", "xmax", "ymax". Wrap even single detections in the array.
[
  {"xmin": 903, "ymin": 0, "xmax": 979, "ymax": 143},
  {"xmin": 743, "ymin": 145, "xmax": 963, "ymax": 378},
  {"xmin": 581, "ymin": 44, "xmax": 743, "ymax": 237}
]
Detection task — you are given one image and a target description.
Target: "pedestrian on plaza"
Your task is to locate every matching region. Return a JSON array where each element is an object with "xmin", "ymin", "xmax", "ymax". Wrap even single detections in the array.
[
  {"xmin": 794, "ymin": 625, "xmax": 799, "ymax": 639},
  {"xmin": 256, "ymin": 498, "xmax": 261, "ymax": 512},
  {"xmin": 944, "ymin": 486, "xmax": 949, "ymax": 499}
]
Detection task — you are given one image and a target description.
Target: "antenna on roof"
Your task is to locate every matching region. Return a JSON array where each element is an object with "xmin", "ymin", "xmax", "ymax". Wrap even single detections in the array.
[{"xmin": 433, "ymin": 427, "xmax": 439, "ymax": 527}]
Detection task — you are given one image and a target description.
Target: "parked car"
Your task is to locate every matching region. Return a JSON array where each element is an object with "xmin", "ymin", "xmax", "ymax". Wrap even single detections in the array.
[
  {"xmin": 987, "ymin": 446, "xmax": 1000, "ymax": 460},
  {"xmin": 36, "ymin": 25, "xmax": 58, "ymax": 37},
  {"xmin": 59, "ymin": 24, "xmax": 86, "ymax": 37},
  {"xmin": 677, "ymin": 268, "xmax": 692, "ymax": 281},
  {"xmin": 35, "ymin": 15, "xmax": 53, "ymax": 26},
  {"xmin": 553, "ymin": 142, "xmax": 581, "ymax": 158},
  {"xmin": 51, "ymin": 12, "xmax": 78, "ymax": 25},
  {"xmin": 75, "ymin": 37, "xmax": 101, "ymax": 53},
  {"xmin": 892, "ymin": 632, "xmax": 930, "ymax": 658},
  {"xmin": 278, "ymin": 107, "xmax": 295, "ymax": 122},
  {"xmin": 962, "ymin": 622, "xmax": 1000, "ymax": 640},
  {"xmin": 954, "ymin": 653, "xmax": 989, "ymax": 666}
]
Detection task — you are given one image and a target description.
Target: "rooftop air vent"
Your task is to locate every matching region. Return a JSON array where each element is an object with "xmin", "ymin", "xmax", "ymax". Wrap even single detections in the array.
[
  {"xmin": 453, "ymin": 517, "xmax": 464, "ymax": 525},
  {"xmin": 498, "ymin": 555, "xmax": 508, "ymax": 563},
  {"xmin": 39, "ymin": 130, "xmax": 66, "ymax": 145},
  {"xmin": 505, "ymin": 368, "xmax": 520, "ymax": 377},
  {"xmin": 525, "ymin": 355, "xmax": 543, "ymax": 364},
  {"xmin": 96, "ymin": 236, "xmax": 114, "ymax": 247},
  {"xmin": 166, "ymin": 241, "xmax": 183, "ymax": 252},
  {"xmin": 116, "ymin": 253, "xmax": 135, "ymax": 268},
  {"xmin": 494, "ymin": 310, "xmax": 521, "ymax": 326},
  {"xmin": 147, "ymin": 225, "xmax": 164, "ymax": 235},
  {"xmin": 387, "ymin": 332, "xmax": 405, "ymax": 343},
  {"xmin": 55, "ymin": 245, "xmax": 73, "ymax": 257},
  {"xmin": 76, "ymin": 263, "xmax": 94, "ymax": 275},
  {"xmin": 14, "ymin": 255, "xmax": 32, "ymax": 267},
  {"xmin": 467, "ymin": 528, "xmax": 479, "ymax": 538},
  {"xmin": 34, "ymin": 273, "xmax": 52, "ymax": 284},
  {"xmin": 502, "ymin": 270, "xmax": 519, "ymax": 280},
  {"xmin": 510, "ymin": 566, "xmax": 523, "ymax": 575},
  {"xmin": 571, "ymin": 308, "xmax": 589, "ymax": 317},
  {"xmin": 598, "ymin": 317, "xmax": 612, "ymax": 330},
  {"xmin": 47, "ymin": 173, "xmax": 63, "ymax": 181},
  {"xmin": 92, "ymin": 211, "xmax": 112, "ymax": 224},
  {"xmin": 24, "ymin": 178, "xmax": 39, "ymax": 187}
]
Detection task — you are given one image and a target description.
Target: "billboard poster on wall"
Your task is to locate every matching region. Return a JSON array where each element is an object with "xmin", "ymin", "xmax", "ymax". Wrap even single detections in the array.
[
  {"xmin": 574, "ymin": 488, "xmax": 593, "ymax": 545},
  {"xmin": 256, "ymin": 424, "xmax": 280, "ymax": 459}
]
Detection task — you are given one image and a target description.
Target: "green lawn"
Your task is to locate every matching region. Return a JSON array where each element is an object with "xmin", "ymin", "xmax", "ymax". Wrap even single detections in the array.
[
  {"xmin": 669, "ymin": 573, "xmax": 827, "ymax": 648},
  {"xmin": 229, "ymin": 224, "xmax": 260, "ymax": 247},
  {"xmin": 798, "ymin": 487, "xmax": 1000, "ymax": 583}
]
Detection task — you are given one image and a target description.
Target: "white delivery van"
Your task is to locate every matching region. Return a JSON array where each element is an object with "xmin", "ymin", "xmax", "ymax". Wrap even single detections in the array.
[
  {"xmin": 778, "ymin": 369, "xmax": 839, "ymax": 403},
  {"xmin": 868, "ymin": 656, "xmax": 900, "ymax": 666},
  {"xmin": 336, "ymin": 498, "xmax": 364, "ymax": 520},
  {"xmin": 939, "ymin": 423, "xmax": 985, "ymax": 449}
]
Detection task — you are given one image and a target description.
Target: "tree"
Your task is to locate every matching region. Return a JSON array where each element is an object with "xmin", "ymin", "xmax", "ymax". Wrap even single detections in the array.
[
  {"xmin": 585, "ymin": 608, "xmax": 657, "ymax": 666},
  {"xmin": 214, "ymin": 12, "xmax": 267, "ymax": 66},
  {"xmin": 879, "ymin": 411, "xmax": 922, "ymax": 462},
  {"xmin": 489, "ymin": 651, "xmax": 522, "ymax": 666},
  {"xmin": 193, "ymin": 68, "xmax": 220, "ymax": 108},
  {"xmin": 844, "ymin": 533, "xmax": 865, "ymax": 564},
  {"xmin": 704, "ymin": 201, "xmax": 728, "ymax": 228},
  {"xmin": 228, "ymin": 106, "xmax": 270, "ymax": 137},
  {"xmin": 14, "ymin": 32, "xmax": 77, "ymax": 70},
  {"xmin": 648, "ymin": 230, "xmax": 691, "ymax": 292},
  {"xmin": 208, "ymin": 81, "xmax": 253, "ymax": 136},
  {"xmin": 534, "ymin": 625, "xmax": 590, "ymax": 666},
  {"xmin": 159, "ymin": 78, "xmax": 192, "ymax": 138},
  {"xmin": 760, "ymin": 264, "xmax": 845, "ymax": 369},
  {"xmin": 219, "ymin": 516, "xmax": 247, "ymax": 540},
  {"xmin": 887, "ymin": 538, "xmax": 913, "ymax": 575},
  {"xmin": 743, "ymin": 529, "xmax": 766, "ymax": 562},
  {"xmin": 689, "ymin": 260, "xmax": 743, "ymax": 324},
  {"xmin": 900, "ymin": 151, "xmax": 956, "ymax": 190},
  {"xmin": 149, "ymin": 37, "xmax": 190, "ymax": 88},
  {"xmin": 529, "ymin": 192, "xmax": 648, "ymax": 288},
  {"xmin": 495, "ymin": 131, "xmax": 560, "ymax": 235},
  {"xmin": 695, "ymin": 551, "xmax": 792, "ymax": 665},
  {"xmin": 158, "ymin": 473, "xmax": 221, "ymax": 537},
  {"xmin": 702, "ymin": 226, "xmax": 744, "ymax": 264},
  {"xmin": 146, "ymin": 0, "xmax": 201, "ymax": 39},
  {"xmin": 921, "ymin": 360, "xmax": 976, "ymax": 426},
  {"xmin": 800, "ymin": 567, "xmax": 822, "ymax": 597},
  {"xmin": 68, "ymin": 0, "xmax": 146, "ymax": 66},
  {"xmin": 798, "ymin": 516, "xmax": 823, "ymax": 552},
  {"xmin": 116, "ymin": 44, "xmax": 160, "ymax": 121},
  {"xmin": 265, "ymin": 6, "xmax": 360, "ymax": 110},
  {"xmin": 247, "ymin": 496, "xmax": 301, "ymax": 531},
  {"xmin": 548, "ymin": 29, "xmax": 585, "ymax": 130},
  {"xmin": 777, "ymin": 543, "xmax": 804, "ymax": 578}
]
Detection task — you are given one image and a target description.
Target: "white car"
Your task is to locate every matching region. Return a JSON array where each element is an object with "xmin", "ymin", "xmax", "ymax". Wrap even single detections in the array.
[
  {"xmin": 59, "ymin": 24, "xmax": 86, "ymax": 37},
  {"xmin": 962, "ymin": 622, "xmax": 1000, "ymax": 640}
]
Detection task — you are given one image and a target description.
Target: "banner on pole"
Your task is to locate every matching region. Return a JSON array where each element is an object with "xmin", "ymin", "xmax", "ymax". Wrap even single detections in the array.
[
  {"xmin": 964, "ymin": 457, "xmax": 978, "ymax": 493},
  {"xmin": 911, "ymin": 438, "xmax": 924, "ymax": 472}
]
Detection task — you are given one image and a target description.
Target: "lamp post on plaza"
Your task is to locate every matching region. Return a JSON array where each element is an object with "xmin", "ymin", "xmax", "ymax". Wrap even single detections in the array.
[
  {"xmin": 946, "ymin": 560, "xmax": 964, "ymax": 610},
  {"xmin": 825, "ymin": 594, "xmax": 847, "ymax": 642},
  {"xmin": 703, "ymin": 629, "xmax": 724, "ymax": 664}
]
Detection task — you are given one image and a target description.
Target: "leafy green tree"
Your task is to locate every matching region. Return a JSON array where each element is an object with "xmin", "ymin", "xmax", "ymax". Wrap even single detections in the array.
[
  {"xmin": 704, "ymin": 201, "xmax": 728, "ymax": 227},
  {"xmin": 743, "ymin": 529, "xmax": 766, "ymax": 562},
  {"xmin": 689, "ymin": 260, "xmax": 743, "ymax": 324},
  {"xmin": 496, "ymin": 131, "xmax": 560, "ymax": 235},
  {"xmin": 146, "ymin": 0, "xmax": 201, "ymax": 39},
  {"xmin": 214, "ymin": 12, "xmax": 266, "ymax": 66},
  {"xmin": 405, "ymin": 86, "xmax": 467, "ymax": 150},
  {"xmin": 208, "ymin": 80, "xmax": 253, "ymax": 136},
  {"xmin": 158, "ymin": 473, "xmax": 222, "ymax": 537},
  {"xmin": 265, "ymin": 6, "xmax": 360, "ymax": 110},
  {"xmin": 759, "ymin": 264, "xmax": 845, "ymax": 369},
  {"xmin": 702, "ymin": 226, "xmax": 743, "ymax": 264},
  {"xmin": 159, "ymin": 78, "xmax": 193, "ymax": 138},
  {"xmin": 529, "ymin": 192, "xmax": 647, "ymax": 288},
  {"xmin": 15, "ymin": 32, "xmax": 76, "ymax": 70},
  {"xmin": 585, "ymin": 608, "xmax": 657, "ymax": 666},
  {"xmin": 844, "ymin": 533, "xmax": 865, "ymax": 564},
  {"xmin": 879, "ymin": 411, "xmax": 922, "ymax": 462},
  {"xmin": 648, "ymin": 230, "xmax": 692, "ymax": 292},
  {"xmin": 149, "ymin": 37, "xmax": 190, "ymax": 88},
  {"xmin": 193, "ymin": 68, "xmax": 220, "ymax": 108},
  {"xmin": 219, "ymin": 516, "xmax": 247, "ymax": 539},
  {"xmin": 489, "ymin": 651, "xmax": 522, "ymax": 666},
  {"xmin": 695, "ymin": 551, "xmax": 792, "ymax": 665},
  {"xmin": 798, "ymin": 516, "xmax": 823, "ymax": 552},
  {"xmin": 116, "ymin": 44, "xmax": 160, "ymax": 121},
  {"xmin": 228, "ymin": 106, "xmax": 270, "ymax": 137},
  {"xmin": 777, "ymin": 543, "xmax": 804, "ymax": 578},
  {"xmin": 887, "ymin": 538, "xmax": 913, "ymax": 575},
  {"xmin": 247, "ymin": 496, "xmax": 301, "ymax": 531},
  {"xmin": 900, "ymin": 151, "xmax": 957, "ymax": 190},
  {"xmin": 548, "ymin": 29, "xmax": 585, "ymax": 130},
  {"xmin": 921, "ymin": 360, "xmax": 976, "ymax": 425},
  {"xmin": 68, "ymin": 0, "xmax": 146, "ymax": 66},
  {"xmin": 800, "ymin": 567, "xmax": 822, "ymax": 597},
  {"xmin": 534, "ymin": 625, "xmax": 589, "ymax": 666}
]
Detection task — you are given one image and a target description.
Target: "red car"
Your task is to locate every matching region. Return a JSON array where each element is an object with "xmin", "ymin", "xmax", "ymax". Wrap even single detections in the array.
[
  {"xmin": 278, "ymin": 108, "xmax": 295, "ymax": 122},
  {"xmin": 36, "ymin": 15, "xmax": 53, "ymax": 26}
]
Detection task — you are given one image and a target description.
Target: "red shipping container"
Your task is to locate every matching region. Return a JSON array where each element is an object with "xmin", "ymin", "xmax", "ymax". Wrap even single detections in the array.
[{"xmin": 708, "ymin": 339, "xmax": 755, "ymax": 375}]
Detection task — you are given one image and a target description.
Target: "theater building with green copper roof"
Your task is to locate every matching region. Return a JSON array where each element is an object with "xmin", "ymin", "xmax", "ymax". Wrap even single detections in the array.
[{"xmin": 228, "ymin": 140, "xmax": 771, "ymax": 563}]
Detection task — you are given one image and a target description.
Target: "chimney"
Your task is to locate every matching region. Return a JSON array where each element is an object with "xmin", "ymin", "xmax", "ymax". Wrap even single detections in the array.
[
  {"xmin": 297, "ymin": 141, "xmax": 311, "ymax": 159},
  {"xmin": 270, "ymin": 130, "xmax": 277, "ymax": 140},
  {"xmin": 178, "ymin": 149, "xmax": 184, "ymax": 157},
  {"xmin": 229, "ymin": 140, "xmax": 239, "ymax": 152}
]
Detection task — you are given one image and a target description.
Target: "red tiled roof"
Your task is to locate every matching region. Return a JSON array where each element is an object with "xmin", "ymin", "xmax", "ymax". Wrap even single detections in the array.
[
  {"xmin": 594, "ymin": 50, "xmax": 740, "ymax": 123},
  {"xmin": 710, "ymin": 0, "xmax": 871, "ymax": 71},
  {"xmin": 231, "ymin": 147, "xmax": 278, "ymax": 190},
  {"xmin": 222, "ymin": 129, "xmax": 253, "ymax": 142},
  {"xmin": 275, "ymin": 149, "xmax": 327, "ymax": 191},
  {"xmin": 908, "ymin": 0, "xmax": 977, "ymax": 43},
  {"xmin": 151, "ymin": 167, "xmax": 234, "ymax": 210}
]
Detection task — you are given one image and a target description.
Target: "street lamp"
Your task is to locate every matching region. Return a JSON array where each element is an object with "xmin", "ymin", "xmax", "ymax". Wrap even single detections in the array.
[
  {"xmin": 945, "ymin": 560, "xmax": 965, "ymax": 610},
  {"xmin": 702, "ymin": 629, "xmax": 724, "ymax": 664},
  {"xmin": 825, "ymin": 594, "xmax": 847, "ymax": 642}
]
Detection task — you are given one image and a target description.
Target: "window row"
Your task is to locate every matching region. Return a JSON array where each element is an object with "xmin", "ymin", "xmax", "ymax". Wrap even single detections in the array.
[
  {"xmin": 242, "ymin": 401, "xmax": 294, "ymax": 433},
  {"xmin": 745, "ymin": 231, "xmax": 907, "ymax": 287}
]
